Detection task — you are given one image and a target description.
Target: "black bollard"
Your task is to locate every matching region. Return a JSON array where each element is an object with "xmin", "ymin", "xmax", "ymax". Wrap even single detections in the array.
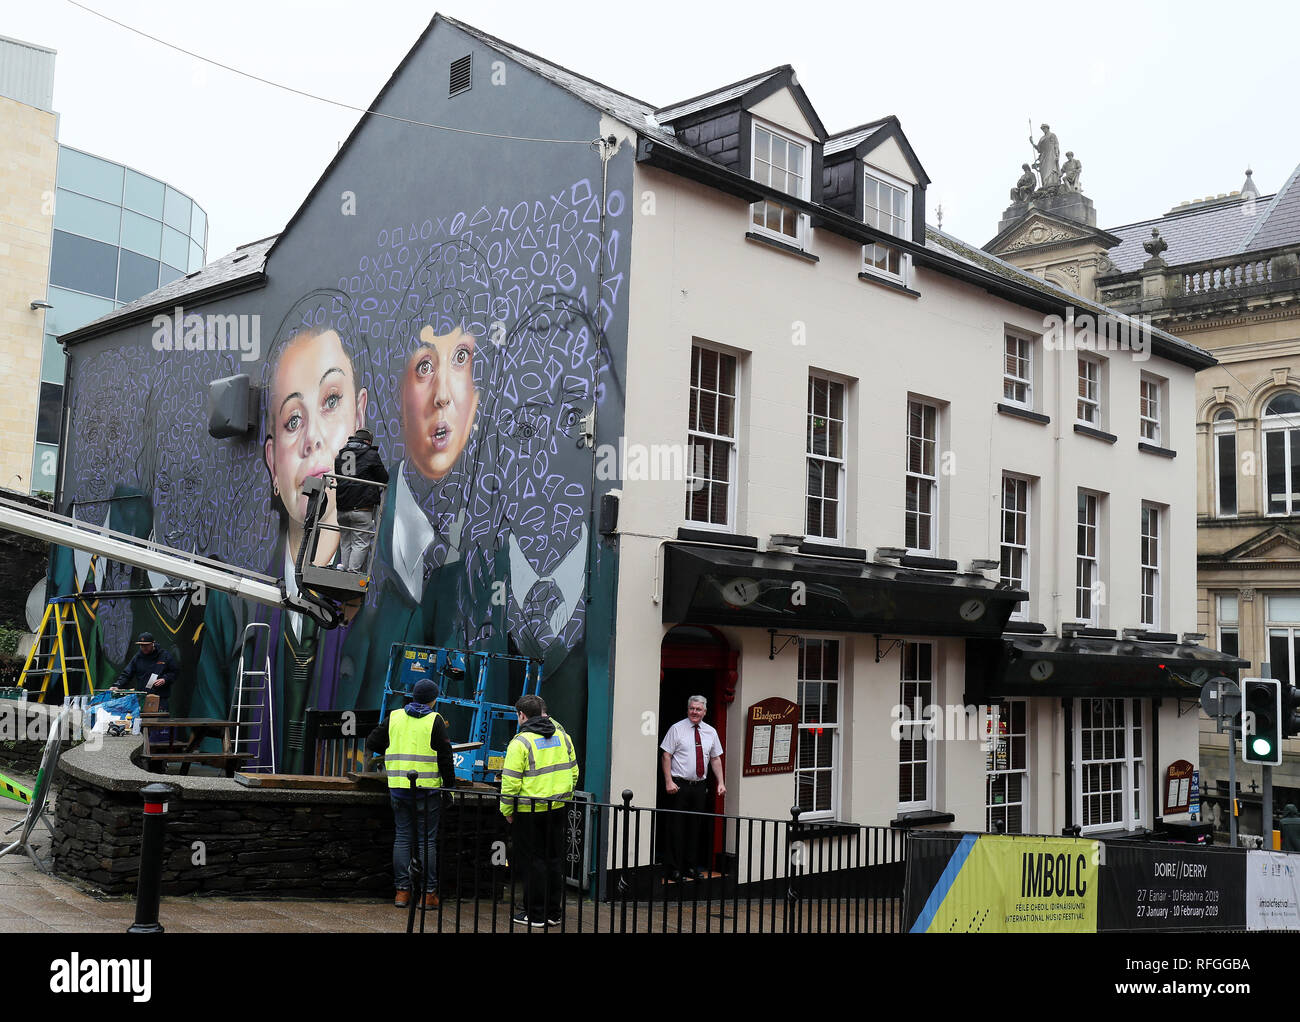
[{"xmin": 128, "ymin": 783, "xmax": 176, "ymax": 934}]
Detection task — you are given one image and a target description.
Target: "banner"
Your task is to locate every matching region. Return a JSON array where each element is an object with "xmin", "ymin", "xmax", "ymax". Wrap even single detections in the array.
[
  {"xmin": 1100, "ymin": 843, "xmax": 1245, "ymax": 930},
  {"xmin": 1246, "ymin": 850, "xmax": 1300, "ymax": 930},
  {"xmin": 907, "ymin": 834, "xmax": 1099, "ymax": 933}
]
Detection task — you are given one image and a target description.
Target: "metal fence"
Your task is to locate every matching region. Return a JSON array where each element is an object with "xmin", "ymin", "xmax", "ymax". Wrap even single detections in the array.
[{"xmin": 407, "ymin": 788, "xmax": 907, "ymax": 934}]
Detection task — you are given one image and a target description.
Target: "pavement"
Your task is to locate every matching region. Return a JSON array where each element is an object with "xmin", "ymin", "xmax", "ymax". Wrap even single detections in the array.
[{"xmin": 0, "ymin": 785, "xmax": 409, "ymax": 934}]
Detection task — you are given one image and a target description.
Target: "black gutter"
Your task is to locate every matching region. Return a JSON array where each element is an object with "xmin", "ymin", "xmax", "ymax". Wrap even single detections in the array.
[
  {"xmin": 636, "ymin": 138, "xmax": 1218, "ymax": 373},
  {"xmin": 58, "ymin": 270, "xmax": 269, "ymax": 347}
]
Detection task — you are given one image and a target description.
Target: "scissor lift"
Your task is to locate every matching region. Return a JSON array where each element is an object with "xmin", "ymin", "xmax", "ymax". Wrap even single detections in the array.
[{"xmin": 378, "ymin": 643, "xmax": 543, "ymax": 784}]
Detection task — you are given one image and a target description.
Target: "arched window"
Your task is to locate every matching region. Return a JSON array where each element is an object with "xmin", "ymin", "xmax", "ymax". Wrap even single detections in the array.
[
  {"xmin": 1265, "ymin": 393, "xmax": 1300, "ymax": 417},
  {"xmin": 1263, "ymin": 393, "xmax": 1300, "ymax": 515},
  {"xmin": 1214, "ymin": 408, "xmax": 1236, "ymax": 517}
]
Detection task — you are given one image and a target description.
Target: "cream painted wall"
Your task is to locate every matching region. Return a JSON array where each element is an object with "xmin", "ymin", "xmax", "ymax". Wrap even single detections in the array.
[
  {"xmin": 748, "ymin": 90, "xmax": 816, "ymax": 142},
  {"xmin": 0, "ymin": 95, "xmax": 57, "ymax": 492},
  {"xmin": 863, "ymin": 136, "xmax": 918, "ymax": 187},
  {"xmin": 608, "ymin": 159, "xmax": 1202, "ymax": 834}
]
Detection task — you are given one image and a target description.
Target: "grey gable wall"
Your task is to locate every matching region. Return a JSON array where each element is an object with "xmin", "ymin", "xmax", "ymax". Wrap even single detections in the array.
[{"xmin": 57, "ymin": 17, "xmax": 633, "ymax": 795}]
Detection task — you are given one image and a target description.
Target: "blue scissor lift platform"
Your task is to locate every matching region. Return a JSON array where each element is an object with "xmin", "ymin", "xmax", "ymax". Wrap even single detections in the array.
[{"xmin": 378, "ymin": 643, "xmax": 542, "ymax": 784}]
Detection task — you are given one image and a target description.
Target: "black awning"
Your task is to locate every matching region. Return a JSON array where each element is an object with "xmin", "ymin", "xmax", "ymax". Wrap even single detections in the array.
[
  {"xmin": 965, "ymin": 634, "xmax": 1251, "ymax": 701},
  {"xmin": 662, "ymin": 543, "xmax": 1024, "ymax": 638}
]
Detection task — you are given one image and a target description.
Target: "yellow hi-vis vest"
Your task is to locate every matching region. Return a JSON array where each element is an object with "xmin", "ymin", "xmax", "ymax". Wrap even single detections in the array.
[
  {"xmin": 499, "ymin": 723, "xmax": 578, "ymax": 816},
  {"xmin": 385, "ymin": 709, "xmax": 444, "ymax": 790}
]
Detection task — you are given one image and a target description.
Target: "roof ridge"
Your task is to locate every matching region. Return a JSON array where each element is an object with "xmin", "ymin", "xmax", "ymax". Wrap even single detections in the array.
[
  {"xmin": 1239, "ymin": 160, "xmax": 1300, "ymax": 253},
  {"xmin": 1104, "ymin": 192, "xmax": 1274, "ymax": 235},
  {"xmin": 654, "ymin": 65, "xmax": 791, "ymax": 117},
  {"xmin": 826, "ymin": 115, "xmax": 894, "ymax": 139},
  {"xmin": 439, "ymin": 14, "xmax": 658, "ymax": 110}
]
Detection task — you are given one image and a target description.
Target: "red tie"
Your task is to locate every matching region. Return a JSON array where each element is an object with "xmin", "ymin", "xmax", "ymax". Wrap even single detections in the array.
[{"xmin": 694, "ymin": 724, "xmax": 704, "ymax": 779}]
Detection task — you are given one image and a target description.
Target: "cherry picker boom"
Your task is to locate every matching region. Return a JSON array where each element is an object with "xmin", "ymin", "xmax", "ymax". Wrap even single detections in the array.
[{"xmin": 0, "ymin": 474, "xmax": 383, "ymax": 630}]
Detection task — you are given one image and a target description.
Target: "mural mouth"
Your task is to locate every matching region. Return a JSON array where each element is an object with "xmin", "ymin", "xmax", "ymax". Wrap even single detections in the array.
[{"xmin": 431, "ymin": 422, "xmax": 452, "ymax": 451}]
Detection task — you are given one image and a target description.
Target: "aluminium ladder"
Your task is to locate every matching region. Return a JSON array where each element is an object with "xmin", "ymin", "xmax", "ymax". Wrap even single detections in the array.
[{"xmin": 228, "ymin": 622, "xmax": 276, "ymax": 773}]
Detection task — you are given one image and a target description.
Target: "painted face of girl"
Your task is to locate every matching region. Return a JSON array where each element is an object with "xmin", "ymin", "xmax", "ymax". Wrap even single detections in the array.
[
  {"xmin": 264, "ymin": 328, "xmax": 368, "ymax": 523},
  {"xmin": 401, "ymin": 325, "xmax": 478, "ymax": 480}
]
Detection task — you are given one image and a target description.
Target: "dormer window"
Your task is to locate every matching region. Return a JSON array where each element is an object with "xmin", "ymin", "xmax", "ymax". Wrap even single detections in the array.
[
  {"xmin": 863, "ymin": 167, "xmax": 911, "ymax": 282},
  {"xmin": 750, "ymin": 119, "xmax": 808, "ymax": 245}
]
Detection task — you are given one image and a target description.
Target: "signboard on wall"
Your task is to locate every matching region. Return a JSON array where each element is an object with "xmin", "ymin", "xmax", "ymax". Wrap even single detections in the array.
[
  {"xmin": 1246, "ymin": 850, "xmax": 1300, "ymax": 929},
  {"xmin": 743, "ymin": 697, "xmax": 799, "ymax": 777},
  {"xmin": 1164, "ymin": 759, "xmax": 1194, "ymax": 814}
]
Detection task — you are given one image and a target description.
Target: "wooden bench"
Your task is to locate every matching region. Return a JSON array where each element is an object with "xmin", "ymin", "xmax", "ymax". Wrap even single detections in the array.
[{"xmin": 143, "ymin": 751, "xmax": 252, "ymax": 778}]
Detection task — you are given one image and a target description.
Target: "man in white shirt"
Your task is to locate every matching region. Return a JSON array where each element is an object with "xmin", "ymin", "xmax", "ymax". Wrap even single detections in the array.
[{"xmin": 659, "ymin": 695, "xmax": 726, "ymax": 882}]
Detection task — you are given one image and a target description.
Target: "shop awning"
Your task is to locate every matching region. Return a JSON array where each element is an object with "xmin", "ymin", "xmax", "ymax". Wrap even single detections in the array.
[
  {"xmin": 662, "ymin": 543, "xmax": 1025, "ymax": 638},
  {"xmin": 965, "ymin": 633, "xmax": 1251, "ymax": 701}
]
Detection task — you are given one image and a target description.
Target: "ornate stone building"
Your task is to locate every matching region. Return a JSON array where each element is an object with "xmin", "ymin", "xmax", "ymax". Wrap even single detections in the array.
[{"xmin": 990, "ymin": 144, "xmax": 1300, "ymax": 810}]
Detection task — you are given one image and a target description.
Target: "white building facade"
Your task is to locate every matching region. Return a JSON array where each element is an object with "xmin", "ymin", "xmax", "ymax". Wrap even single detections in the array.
[{"xmin": 603, "ymin": 70, "xmax": 1236, "ymax": 847}]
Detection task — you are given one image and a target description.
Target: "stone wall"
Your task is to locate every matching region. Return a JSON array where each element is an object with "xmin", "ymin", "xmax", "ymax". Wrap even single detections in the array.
[
  {"xmin": 50, "ymin": 737, "xmax": 508, "ymax": 898},
  {"xmin": 53, "ymin": 774, "xmax": 394, "ymax": 896}
]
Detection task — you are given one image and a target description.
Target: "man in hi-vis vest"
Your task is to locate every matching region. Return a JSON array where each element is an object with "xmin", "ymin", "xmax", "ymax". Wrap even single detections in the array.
[
  {"xmin": 500, "ymin": 693, "xmax": 579, "ymax": 927},
  {"xmin": 367, "ymin": 678, "xmax": 456, "ymax": 908}
]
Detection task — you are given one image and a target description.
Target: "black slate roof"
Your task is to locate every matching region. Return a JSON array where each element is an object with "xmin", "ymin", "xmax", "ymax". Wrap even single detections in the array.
[
  {"xmin": 1104, "ymin": 161, "xmax": 1300, "ymax": 271},
  {"xmin": 63, "ymin": 236, "xmax": 276, "ymax": 341},
  {"xmin": 824, "ymin": 121, "xmax": 886, "ymax": 157},
  {"xmin": 654, "ymin": 67, "xmax": 786, "ymax": 123},
  {"xmin": 1106, "ymin": 196, "xmax": 1268, "ymax": 272},
  {"xmin": 1242, "ymin": 162, "xmax": 1300, "ymax": 252}
]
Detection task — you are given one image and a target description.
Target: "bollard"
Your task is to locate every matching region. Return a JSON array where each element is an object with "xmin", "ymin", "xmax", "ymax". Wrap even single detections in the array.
[{"xmin": 128, "ymin": 783, "xmax": 176, "ymax": 934}]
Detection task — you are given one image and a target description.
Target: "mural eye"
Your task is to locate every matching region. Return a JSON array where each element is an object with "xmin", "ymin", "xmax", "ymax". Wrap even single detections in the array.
[
  {"xmin": 452, "ymin": 345, "xmax": 471, "ymax": 368},
  {"xmin": 324, "ymin": 392, "xmax": 342, "ymax": 412},
  {"xmin": 285, "ymin": 411, "xmax": 301, "ymax": 433},
  {"xmin": 417, "ymin": 357, "xmax": 434, "ymax": 378}
]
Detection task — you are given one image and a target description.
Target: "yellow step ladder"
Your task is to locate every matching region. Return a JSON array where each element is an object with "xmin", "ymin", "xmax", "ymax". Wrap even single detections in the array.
[{"xmin": 18, "ymin": 599, "xmax": 95, "ymax": 704}]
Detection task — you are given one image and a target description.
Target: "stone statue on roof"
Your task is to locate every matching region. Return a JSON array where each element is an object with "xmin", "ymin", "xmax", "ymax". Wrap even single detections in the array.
[
  {"xmin": 1030, "ymin": 124, "xmax": 1060, "ymax": 190},
  {"xmin": 1010, "ymin": 163, "xmax": 1037, "ymax": 203},
  {"xmin": 1060, "ymin": 152, "xmax": 1082, "ymax": 193}
]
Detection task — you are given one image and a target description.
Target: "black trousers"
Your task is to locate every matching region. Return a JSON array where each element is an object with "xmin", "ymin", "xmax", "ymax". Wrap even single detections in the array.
[
  {"xmin": 512, "ymin": 808, "xmax": 566, "ymax": 921},
  {"xmin": 665, "ymin": 778, "xmax": 709, "ymax": 875}
]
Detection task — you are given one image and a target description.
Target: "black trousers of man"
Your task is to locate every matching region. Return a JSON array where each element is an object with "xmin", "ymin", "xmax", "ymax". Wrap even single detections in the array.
[
  {"xmin": 665, "ymin": 778, "xmax": 710, "ymax": 878},
  {"xmin": 512, "ymin": 807, "xmax": 566, "ymax": 922}
]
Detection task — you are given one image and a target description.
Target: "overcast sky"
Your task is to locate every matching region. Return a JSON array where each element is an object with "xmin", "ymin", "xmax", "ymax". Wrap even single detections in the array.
[{"xmin": 9, "ymin": 0, "xmax": 1297, "ymax": 259}]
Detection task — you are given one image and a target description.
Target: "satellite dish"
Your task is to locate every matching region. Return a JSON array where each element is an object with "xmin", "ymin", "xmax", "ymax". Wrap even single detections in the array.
[{"xmin": 25, "ymin": 578, "xmax": 46, "ymax": 633}]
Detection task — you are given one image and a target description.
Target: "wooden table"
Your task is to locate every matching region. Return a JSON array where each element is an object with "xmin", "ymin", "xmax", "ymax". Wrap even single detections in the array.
[{"xmin": 139, "ymin": 717, "xmax": 251, "ymax": 777}]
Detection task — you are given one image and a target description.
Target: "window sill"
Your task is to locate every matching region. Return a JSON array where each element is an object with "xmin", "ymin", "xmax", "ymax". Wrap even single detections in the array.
[
  {"xmin": 744, "ymin": 231, "xmax": 818, "ymax": 262},
  {"xmin": 857, "ymin": 271, "xmax": 920, "ymax": 298},
  {"xmin": 1138, "ymin": 442, "xmax": 1176, "ymax": 459},
  {"xmin": 997, "ymin": 403, "xmax": 1050, "ymax": 425},
  {"xmin": 677, "ymin": 526, "xmax": 759, "ymax": 548},
  {"xmin": 1073, "ymin": 423, "xmax": 1117, "ymax": 444},
  {"xmin": 890, "ymin": 810, "xmax": 955, "ymax": 830}
]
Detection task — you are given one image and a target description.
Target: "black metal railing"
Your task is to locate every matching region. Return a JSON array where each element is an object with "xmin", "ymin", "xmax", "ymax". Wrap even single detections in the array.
[{"xmin": 403, "ymin": 788, "xmax": 907, "ymax": 934}]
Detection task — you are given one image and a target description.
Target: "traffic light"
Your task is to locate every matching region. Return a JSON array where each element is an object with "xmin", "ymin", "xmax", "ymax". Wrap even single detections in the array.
[
  {"xmin": 1283, "ymin": 680, "xmax": 1300, "ymax": 740},
  {"xmin": 1242, "ymin": 678, "xmax": 1282, "ymax": 765}
]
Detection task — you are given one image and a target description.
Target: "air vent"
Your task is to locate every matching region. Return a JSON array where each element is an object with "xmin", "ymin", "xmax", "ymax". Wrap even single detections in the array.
[{"xmin": 449, "ymin": 54, "xmax": 472, "ymax": 96}]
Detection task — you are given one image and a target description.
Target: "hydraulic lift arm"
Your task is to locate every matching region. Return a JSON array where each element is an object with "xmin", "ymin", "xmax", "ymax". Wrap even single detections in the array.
[{"xmin": 0, "ymin": 496, "xmax": 341, "ymax": 627}]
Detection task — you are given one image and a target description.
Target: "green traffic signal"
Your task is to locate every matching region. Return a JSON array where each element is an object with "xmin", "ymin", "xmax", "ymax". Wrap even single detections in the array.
[{"xmin": 1242, "ymin": 678, "xmax": 1282, "ymax": 766}]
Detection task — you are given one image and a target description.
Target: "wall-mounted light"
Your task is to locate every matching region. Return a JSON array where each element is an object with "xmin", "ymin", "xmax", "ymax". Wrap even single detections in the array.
[
  {"xmin": 874, "ymin": 547, "xmax": 906, "ymax": 561},
  {"xmin": 30, "ymin": 300, "xmax": 53, "ymax": 311},
  {"xmin": 968, "ymin": 558, "xmax": 1000, "ymax": 572},
  {"xmin": 767, "ymin": 534, "xmax": 802, "ymax": 550}
]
